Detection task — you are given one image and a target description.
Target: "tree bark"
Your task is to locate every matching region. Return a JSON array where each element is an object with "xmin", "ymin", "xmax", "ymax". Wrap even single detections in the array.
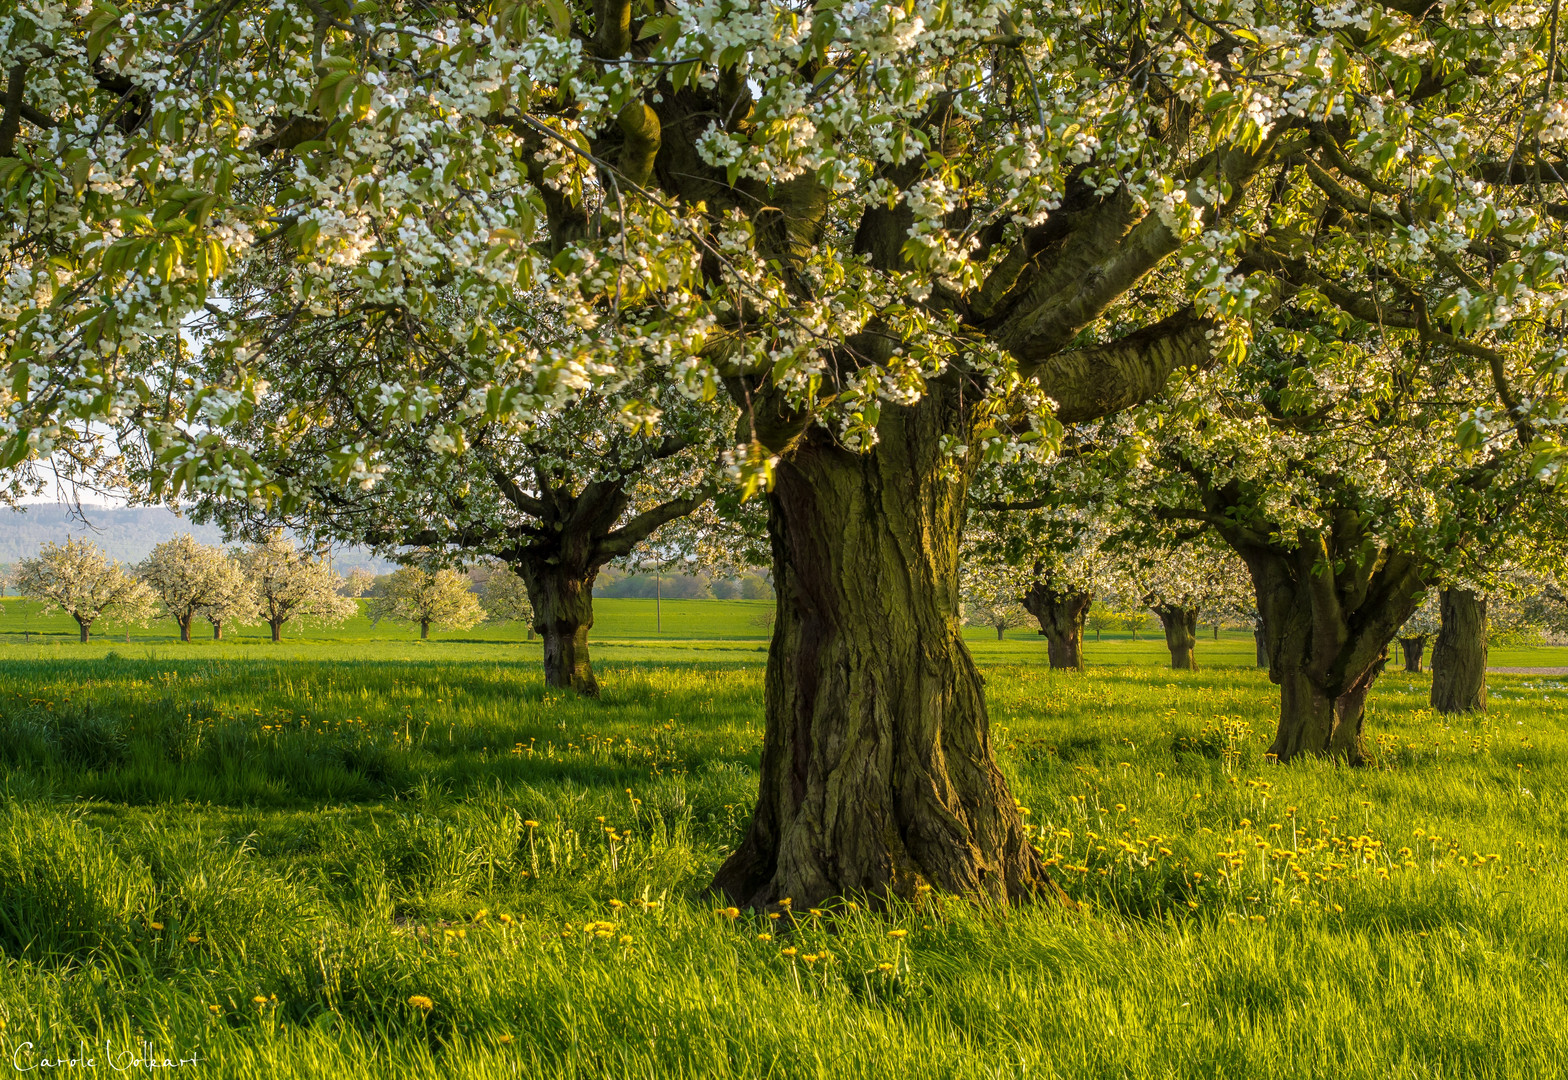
[
  {"xmin": 76, "ymin": 616, "xmax": 90, "ymax": 644},
  {"xmin": 1235, "ymin": 537, "xmax": 1426, "ymax": 765},
  {"xmin": 1431, "ymin": 589, "xmax": 1487, "ymax": 713},
  {"xmin": 178, "ymin": 615, "xmax": 192, "ymax": 642},
  {"xmin": 712, "ymin": 389, "xmax": 1065, "ymax": 911},
  {"xmin": 520, "ymin": 561, "xmax": 601, "ymax": 696},
  {"xmin": 1253, "ymin": 627, "xmax": 1268, "ymax": 667},
  {"xmin": 1399, "ymin": 635, "xmax": 1427, "ymax": 673},
  {"xmin": 213, "ymin": 621, "xmax": 223, "ymax": 641},
  {"xmin": 269, "ymin": 619, "xmax": 283, "ymax": 643},
  {"xmin": 1020, "ymin": 584, "xmax": 1091, "ymax": 672},
  {"xmin": 994, "ymin": 623, "xmax": 1005, "ymax": 641},
  {"xmin": 420, "ymin": 619, "xmax": 430, "ymax": 640},
  {"xmin": 1153, "ymin": 604, "xmax": 1200, "ymax": 670}
]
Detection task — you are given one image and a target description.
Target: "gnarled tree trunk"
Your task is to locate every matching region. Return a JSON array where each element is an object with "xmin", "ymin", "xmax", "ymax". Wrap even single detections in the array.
[
  {"xmin": 75, "ymin": 616, "xmax": 90, "ymax": 643},
  {"xmin": 269, "ymin": 619, "xmax": 283, "ymax": 643},
  {"xmin": 1431, "ymin": 589, "xmax": 1486, "ymax": 713},
  {"xmin": 1237, "ymin": 538, "xmax": 1426, "ymax": 766},
  {"xmin": 212, "ymin": 621, "xmax": 223, "ymax": 641},
  {"xmin": 713, "ymin": 389, "xmax": 1064, "ymax": 911},
  {"xmin": 1153, "ymin": 604, "xmax": 1200, "ymax": 670},
  {"xmin": 1399, "ymin": 635, "xmax": 1427, "ymax": 673},
  {"xmin": 177, "ymin": 615, "xmax": 193, "ymax": 643},
  {"xmin": 420, "ymin": 618, "xmax": 431, "ymax": 640},
  {"xmin": 520, "ymin": 561, "xmax": 600, "ymax": 696},
  {"xmin": 1253, "ymin": 626, "xmax": 1268, "ymax": 667},
  {"xmin": 1021, "ymin": 584, "xmax": 1091, "ymax": 672}
]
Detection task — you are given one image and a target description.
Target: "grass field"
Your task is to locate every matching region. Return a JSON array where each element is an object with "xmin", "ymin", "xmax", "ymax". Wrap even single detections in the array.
[{"xmin": 0, "ymin": 605, "xmax": 1565, "ymax": 1077}]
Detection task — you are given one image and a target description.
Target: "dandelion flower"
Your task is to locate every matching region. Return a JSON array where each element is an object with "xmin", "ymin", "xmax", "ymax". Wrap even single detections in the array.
[
  {"xmin": 757, "ymin": 933, "xmax": 772, "ymax": 942},
  {"xmin": 887, "ymin": 929, "xmax": 908, "ymax": 939},
  {"xmin": 877, "ymin": 963, "xmax": 895, "ymax": 972},
  {"xmin": 187, "ymin": 934, "xmax": 200, "ymax": 943},
  {"xmin": 408, "ymin": 995, "xmax": 435, "ymax": 1012},
  {"xmin": 149, "ymin": 922, "xmax": 164, "ymax": 931},
  {"xmin": 721, "ymin": 907, "xmax": 740, "ymax": 919},
  {"xmin": 781, "ymin": 947, "xmax": 798, "ymax": 957},
  {"xmin": 524, "ymin": 820, "xmax": 539, "ymax": 829},
  {"xmin": 252, "ymin": 996, "xmax": 268, "ymax": 1006},
  {"xmin": 499, "ymin": 1034, "xmax": 513, "ymax": 1044},
  {"xmin": 619, "ymin": 935, "xmax": 634, "ymax": 945},
  {"xmin": 208, "ymin": 1005, "xmax": 221, "ymax": 1014}
]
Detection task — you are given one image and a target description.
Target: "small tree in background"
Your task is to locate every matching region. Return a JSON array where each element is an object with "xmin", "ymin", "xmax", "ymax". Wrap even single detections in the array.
[
  {"xmin": 342, "ymin": 568, "xmax": 377, "ymax": 599},
  {"xmin": 237, "ymin": 533, "xmax": 356, "ymax": 642},
  {"xmin": 17, "ymin": 539, "xmax": 156, "ymax": 643},
  {"xmin": 1085, "ymin": 603, "xmax": 1118, "ymax": 644},
  {"xmin": 479, "ymin": 565, "xmax": 534, "ymax": 639},
  {"xmin": 1397, "ymin": 595, "xmax": 1441, "ymax": 674},
  {"xmin": 138, "ymin": 534, "xmax": 252, "ymax": 642},
  {"xmin": 370, "ymin": 568, "xmax": 485, "ymax": 640}
]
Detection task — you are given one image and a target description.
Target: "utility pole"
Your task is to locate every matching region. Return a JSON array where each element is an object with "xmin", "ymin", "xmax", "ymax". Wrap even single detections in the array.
[{"xmin": 655, "ymin": 566, "xmax": 661, "ymax": 634}]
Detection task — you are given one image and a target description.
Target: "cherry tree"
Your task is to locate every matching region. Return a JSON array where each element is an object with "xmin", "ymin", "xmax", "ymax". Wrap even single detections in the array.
[
  {"xmin": 16, "ymin": 538, "xmax": 156, "ymax": 642},
  {"xmin": 1397, "ymin": 594, "xmax": 1440, "ymax": 674},
  {"xmin": 1105, "ymin": 323, "xmax": 1557, "ymax": 764},
  {"xmin": 9, "ymin": 0, "xmax": 1568, "ymax": 904},
  {"xmin": 478, "ymin": 563, "xmax": 534, "ymax": 630},
  {"xmin": 137, "ymin": 533, "xmax": 252, "ymax": 641},
  {"xmin": 368, "ymin": 567, "xmax": 485, "ymax": 639},
  {"xmin": 236, "ymin": 532, "xmax": 356, "ymax": 641},
  {"xmin": 1121, "ymin": 535, "xmax": 1252, "ymax": 671}
]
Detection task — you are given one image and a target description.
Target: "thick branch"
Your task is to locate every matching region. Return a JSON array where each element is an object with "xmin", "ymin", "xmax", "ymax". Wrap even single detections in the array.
[
  {"xmin": 1029, "ymin": 308, "xmax": 1217, "ymax": 424},
  {"xmin": 595, "ymin": 486, "xmax": 714, "ymax": 559}
]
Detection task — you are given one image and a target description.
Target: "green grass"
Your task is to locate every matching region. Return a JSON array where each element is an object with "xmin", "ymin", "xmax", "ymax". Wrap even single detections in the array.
[{"xmin": 0, "ymin": 614, "xmax": 1566, "ymax": 1077}]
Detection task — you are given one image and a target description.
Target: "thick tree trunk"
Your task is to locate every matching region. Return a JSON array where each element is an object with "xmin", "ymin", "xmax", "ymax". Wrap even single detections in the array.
[
  {"xmin": 420, "ymin": 619, "xmax": 430, "ymax": 640},
  {"xmin": 521, "ymin": 563, "xmax": 600, "ymax": 696},
  {"xmin": 178, "ymin": 615, "xmax": 192, "ymax": 643},
  {"xmin": 1253, "ymin": 627, "xmax": 1268, "ymax": 667},
  {"xmin": 1021, "ymin": 584, "xmax": 1091, "ymax": 672},
  {"xmin": 713, "ymin": 391, "xmax": 1063, "ymax": 910},
  {"xmin": 1431, "ymin": 589, "xmax": 1487, "ymax": 713},
  {"xmin": 1399, "ymin": 635, "xmax": 1427, "ymax": 673},
  {"xmin": 994, "ymin": 623, "xmax": 1005, "ymax": 641},
  {"xmin": 1235, "ymin": 540, "xmax": 1426, "ymax": 765},
  {"xmin": 213, "ymin": 621, "xmax": 223, "ymax": 641},
  {"xmin": 76, "ymin": 617, "xmax": 90, "ymax": 644},
  {"xmin": 269, "ymin": 619, "xmax": 283, "ymax": 643},
  {"xmin": 1154, "ymin": 605, "xmax": 1200, "ymax": 670}
]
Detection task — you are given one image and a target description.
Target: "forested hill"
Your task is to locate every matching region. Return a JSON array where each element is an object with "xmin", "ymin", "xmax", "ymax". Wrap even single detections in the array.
[{"xmin": 0, "ymin": 504, "xmax": 392, "ymax": 572}]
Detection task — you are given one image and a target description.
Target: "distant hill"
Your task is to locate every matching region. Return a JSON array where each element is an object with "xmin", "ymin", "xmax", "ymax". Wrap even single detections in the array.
[{"xmin": 0, "ymin": 504, "xmax": 394, "ymax": 572}]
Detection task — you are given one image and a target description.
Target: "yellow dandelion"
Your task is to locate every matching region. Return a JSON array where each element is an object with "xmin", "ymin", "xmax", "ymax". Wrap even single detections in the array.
[
  {"xmin": 252, "ymin": 996, "xmax": 268, "ymax": 1006},
  {"xmin": 408, "ymin": 995, "xmax": 435, "ymax": 1012},
  {"xmin": 498, "ymin": 1034, "xmax": 513, "ymax": 1044},
  {"xmin": 877, "ymin": 962, "xmax": 895, "ymax": 972},
  {"xmin": 721, "ymin": 907, "xmax": 740, "ymax": 919},
  {"xmin": 781, "ymin": 947, "xmax": 798, "ymax": 957},
  {"xmin": 757, "ymin": 933, "xmax": 772, "ymax": 941},
  {"xmin": 187, "ymin": 934, "xmax": 200, "ymax": 943},
  {"xmin": 149, "ymin": 922, "xmax": 164, "ymax": 931},
  {"xmin": 499, "ymin": 913, "xmax": 514, "ymax": 925},
  {"xmin": 887, "ymin": 929, "xmax": 909, "ymax": 939},
  {"xmin": 208, "ymin": 1005, "xmax": 221, "ymax": 1015},
  {"xmin": 619, "ymin": 935, "xmax": 634, "ymax": 945},
  {"xmin": 524, "ymin": 820, "xmax": 539, "ymax": 829}
]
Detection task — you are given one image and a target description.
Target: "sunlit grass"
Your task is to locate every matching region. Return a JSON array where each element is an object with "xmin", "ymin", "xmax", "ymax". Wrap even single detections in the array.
[{"xmin": 0, "ymin": 633, "xmax": 1565, "ymax": 1077}]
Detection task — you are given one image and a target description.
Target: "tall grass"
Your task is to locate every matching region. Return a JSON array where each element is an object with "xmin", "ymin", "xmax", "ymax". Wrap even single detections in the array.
[{"xmin": 0, "ymin": 640, "xmax": 1564, "ymax": 1077}]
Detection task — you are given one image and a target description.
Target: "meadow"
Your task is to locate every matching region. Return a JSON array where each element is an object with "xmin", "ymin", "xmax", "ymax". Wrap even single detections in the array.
[{"xmin": 0, "ymin": 601, "xmax": 1565, "ymax": 1078}]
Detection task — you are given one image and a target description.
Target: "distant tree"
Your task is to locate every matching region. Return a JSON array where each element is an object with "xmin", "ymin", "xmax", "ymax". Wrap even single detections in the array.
[
  {"xmin": 710, "ymin": 579, "xmax": 741, "ymax": 601},
  {"xmin": 342, "ymin": 568, "xmax": 377, "ymax": 599},
  {"xmin": 237, "ymin": 533, "xmax": 356, "ymax": 642},
  {"xmin": 1397, "ymin": 595, "xmax": 1441, "ymax": 674},
  {"xmin": 480, "ymin": 565, "xmax": 534, "ymax": 636},
  {"xmin": 0, "ymin": 564, "xmax": 12, "ymax": 597},
  {"xmin": 137, "ymin": 535, "xmax": 252, "ymax": 642},
  {"xmin": 960, "ymin": 573, "xmax": 1031, "ymax": 641},
  {"xmin": 370, "ymin": 568, "xmax": 486, "ymax": 640},
  {"xmin": 1085, "ymin": 602, "xmax": 1118, "ymax": 644},
  {"xmin": 16, "ymin": 539, "xmax": 156, "ymax": 643},
  {"xmin": 1119, "ymin": 610, "xmax": 1152, "ymax": 642},
  {"xmin": 737, "ymin": 575, "xmax": 775, "ymax": 602}
]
